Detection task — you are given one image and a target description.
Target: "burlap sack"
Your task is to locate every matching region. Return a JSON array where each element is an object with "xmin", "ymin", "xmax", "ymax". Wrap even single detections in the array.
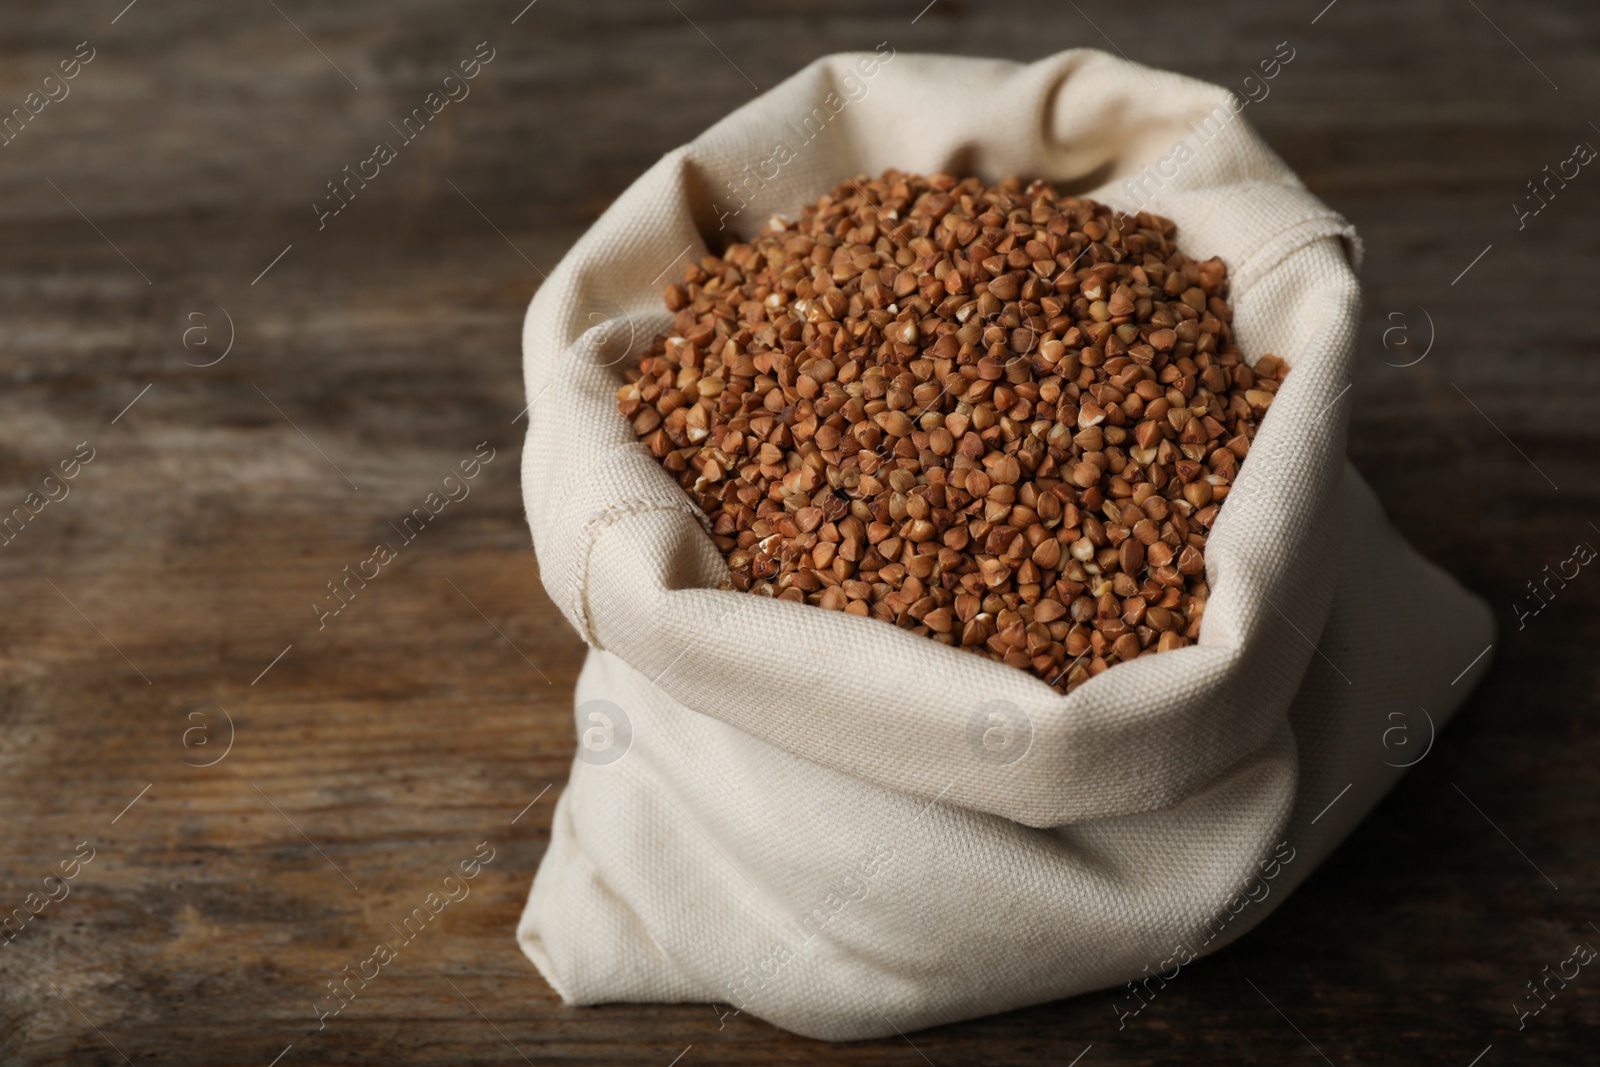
[{"xmin": 515, "ymin": 48, "xmax": 1494, "ymax": 1041}]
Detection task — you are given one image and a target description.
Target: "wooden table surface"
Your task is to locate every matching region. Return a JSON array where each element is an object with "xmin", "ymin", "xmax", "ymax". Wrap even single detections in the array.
[{"xmin": 1, "ymin": 1, "xmax": 1596, "ymax": 1063}]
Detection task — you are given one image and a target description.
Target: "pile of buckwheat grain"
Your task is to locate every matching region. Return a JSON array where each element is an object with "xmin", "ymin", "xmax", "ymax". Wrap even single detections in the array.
[{"xmin": 615, "ymin": 170, "xmax": 1286, "ymax": 693}]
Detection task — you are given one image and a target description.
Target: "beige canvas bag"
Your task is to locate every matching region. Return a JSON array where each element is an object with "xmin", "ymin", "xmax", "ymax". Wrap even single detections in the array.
[{"xmin": 515, "ymin": 48, "xmax": 1494, "ymax": 1041}]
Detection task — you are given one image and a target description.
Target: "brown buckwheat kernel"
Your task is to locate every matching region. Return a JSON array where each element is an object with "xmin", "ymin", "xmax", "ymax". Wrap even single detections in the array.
[{"xmin": 616, "ymin": 170, "xmax": 1287, "ymax": 693}]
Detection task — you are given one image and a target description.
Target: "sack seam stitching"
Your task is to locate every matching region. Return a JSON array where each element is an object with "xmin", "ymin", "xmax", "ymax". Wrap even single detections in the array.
[{"xmin": 573, "ymin": 498, "xmax": 709, "ymax": 643}]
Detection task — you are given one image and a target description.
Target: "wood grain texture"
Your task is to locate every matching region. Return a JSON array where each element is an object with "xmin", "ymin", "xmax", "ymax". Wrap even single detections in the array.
[{"xmin": 0, "ymin": 0, "xmax": 1596, "ymax": 1063}]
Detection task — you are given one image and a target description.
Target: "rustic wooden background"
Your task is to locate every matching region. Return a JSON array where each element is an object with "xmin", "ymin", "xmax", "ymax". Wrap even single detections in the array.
[{"xmin": 1, "ymin": 0, "xmax": 1595, "ymax": 1063}]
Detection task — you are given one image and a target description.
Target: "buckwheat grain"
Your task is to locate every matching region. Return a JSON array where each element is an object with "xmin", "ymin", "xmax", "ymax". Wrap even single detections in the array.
[{"xmin": 616, "ymin": 171, "xmax": 1288, "ymax": 693}]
